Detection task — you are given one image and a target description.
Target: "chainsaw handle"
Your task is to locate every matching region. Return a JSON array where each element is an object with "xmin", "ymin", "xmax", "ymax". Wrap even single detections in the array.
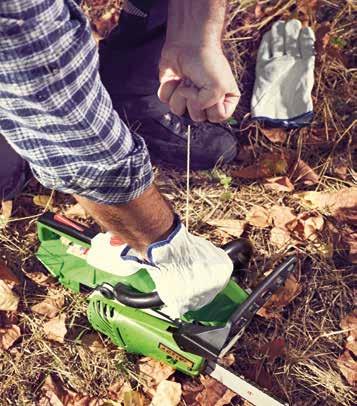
[
  {"xmin": 111, "ymin": 239, "xmax": 253, "ymax": 309},
  {"xmin": 38, "ymin": 212, "xmax": 96, "ymax": 244},
  {"xmin": 112, "ymin": 283, "xmax": 164, "ymax": 308}
]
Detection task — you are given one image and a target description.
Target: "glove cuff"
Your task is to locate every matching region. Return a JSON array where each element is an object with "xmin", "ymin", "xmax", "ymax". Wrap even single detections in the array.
[{"xmin": 252, "ymin": 111, "xmax": 313, "ymax": 129}]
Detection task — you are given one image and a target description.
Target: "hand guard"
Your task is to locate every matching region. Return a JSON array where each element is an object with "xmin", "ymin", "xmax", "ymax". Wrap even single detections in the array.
[{"xmin": 251, "ymin": 19, "xmax": 315, "ymax": 128}]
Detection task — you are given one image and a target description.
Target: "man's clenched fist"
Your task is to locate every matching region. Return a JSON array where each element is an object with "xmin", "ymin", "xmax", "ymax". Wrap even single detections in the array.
[{"xmin": 158, "ymin": 45, "xmax": 240, "ymax": 123}]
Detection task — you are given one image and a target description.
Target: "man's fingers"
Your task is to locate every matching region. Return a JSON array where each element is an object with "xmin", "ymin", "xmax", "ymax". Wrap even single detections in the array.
[
  {"xmin": 206, "ymin": 94, "xmax": 239, "ymax": 123},
  {"xmin": 187, "ymin": 99, "xmax": 207, "ymax": 122},
  {"xmin": 158, "ymin": 79, "xmax": 180, "ymax": 103},
  {"xmin": 169, "ymin": 88, "xmax": 187, "ymax": 116}
]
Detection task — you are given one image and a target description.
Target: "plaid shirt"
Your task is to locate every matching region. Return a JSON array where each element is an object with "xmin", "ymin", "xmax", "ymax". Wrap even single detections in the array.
[{"xmin": 0, "ymin": 0, "xmax": 153, "ymax": 204}]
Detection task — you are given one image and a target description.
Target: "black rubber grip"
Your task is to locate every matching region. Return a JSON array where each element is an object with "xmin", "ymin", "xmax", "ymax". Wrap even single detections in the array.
[
  {"xmin": 38, "ymin": 212, "xmax": 96, "ymax": 244},
  {"xmin": 113, "ymin": 283, "xmax": 164, "ymax": 308}
]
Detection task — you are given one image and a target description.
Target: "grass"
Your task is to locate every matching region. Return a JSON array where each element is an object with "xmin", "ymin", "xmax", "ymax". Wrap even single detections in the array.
[{"xmin": 0, "ymin": 0, "xmax": 356, "ymax": 404}]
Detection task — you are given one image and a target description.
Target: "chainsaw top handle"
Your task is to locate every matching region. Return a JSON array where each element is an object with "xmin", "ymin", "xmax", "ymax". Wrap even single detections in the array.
[{"xmin": 38, "ymin": 212, "xmax": 253, "ymax": 309}]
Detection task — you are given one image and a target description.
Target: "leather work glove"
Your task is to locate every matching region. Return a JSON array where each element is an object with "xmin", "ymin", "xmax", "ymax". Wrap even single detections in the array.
[
  {"xmin": 251, "ymin": 19, "xmax": 315, "ymax": 128},
  {"xmin": 87, "ymin": 220, "xmax": 233, "ymax": 319}
]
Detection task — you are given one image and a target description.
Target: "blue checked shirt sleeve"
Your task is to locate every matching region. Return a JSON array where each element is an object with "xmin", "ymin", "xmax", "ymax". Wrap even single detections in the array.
[{"xmin": 0, "ymin": 0, "xmax": 154, "ymax": 204}]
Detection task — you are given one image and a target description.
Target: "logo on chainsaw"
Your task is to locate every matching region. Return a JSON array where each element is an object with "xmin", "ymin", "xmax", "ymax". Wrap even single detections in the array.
[{"xmin": 159, "ymin": 343, "xmax": 194, "ymax": 368}]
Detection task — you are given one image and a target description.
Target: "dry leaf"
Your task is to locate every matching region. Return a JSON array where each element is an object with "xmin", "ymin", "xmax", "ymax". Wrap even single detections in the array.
[
  {"xmin": 0, "ymin": 280, "xmax": 19, "ymax": 311},
  {"xmin": 327, "ymin": 222, "xmax": 357, "ymax": 264},
  {"xmin": 291, "ymin": 212, "xmax": 324, "ymax": 241},
  {"xmin": 65, "ymin": 203, "xmax": 88, "ymax": 219},
  {"xmin": 289, "ymin": 157, "xmax": 319, "ymax": 185},
  {"xmin": 270, "ymin": 227, "xmax": 292, "ymax": 249},
  {"xmin": 123, "ymin": 391, "xmax": 144, "ymax": 406},
  {"xmin": 196, "ymin": 376, "xmax": 235, "ymax": 406},
  {"xmin": 181, "ymin": 379, "xmax": 204, "ymax": 406},
  {"xmin": 0, "ymin": 324, "xmax": 21, "ymax": 351},
  {"xmin": 0, "ymin": 261, "xmax": 20, "ymax": 287},
  {"xmin": 341, "ymin": 311, "xmax": 357, "ymax": 356},
  {"xmin": 0, "ymin": 200, "xmax": 13, "ymax": 228},
  {"xmin": 260, "ymin": 128, "xmax": 287, "ymax": 143},
  {"xmin": 138, "ymin": 357, "xmax": 175, "ymax": 393},
  {"xmin": 337, "ymin": 350, "xmax": 357, "ymax": 386},
  {"xmin": 246, "ymin": 206, "xmax": 271, "ymax": 228},
  {"xmin": 257, "ymin": 275, "xmax": 302, "ymax": 319},
  {"xmin": 39, "ymin": 374, "xmax": 101, "ymax": 406},
  {"xmin": 26, "ymin": 272, "xmax": 57, "ymax": 287},
  {"xmin": 150, "ymin": 381, "xmax": 181, "ymax": 406},
  {"xmin": 108, "ymin": 380, "xmax": 132, "ymax": 402},
  {"xmin": 32, "ymin": 296, "xmax": 64, "ymax": 319},
  {"xmin": 299, "ymin": 188, "xmax": 357, "ymax": 225},
  {"xmin": 270, "ymin": 206, "xmax": 297, "ymax": 229},
  {"xmin": 232, "ymin": 152, "xmax": 288, "ymax": 180},
  {"xmin": 207, "ymin": 219, "xmax": 246, "ymax": 238},
  {"xmin": 261, "ymin": 337, "xmax": 286, "ymax": 362},
  {"xmin": 220, "ymin": 353, "xmax": 235, "ymax": 368},
  {"xmin": 264, "ymin": 176, "xmax": 294, "ymax": 192},
  {"xmin": 43, "ymin": 315, "xmax": 67, "ymax": 343},
  {"xmin": 81, "ymin": 333, "xmax": 105, "ymax": 353},
  {"xmin": 33, "ymin": 194, "xmax": 53, "ymax": 209}
]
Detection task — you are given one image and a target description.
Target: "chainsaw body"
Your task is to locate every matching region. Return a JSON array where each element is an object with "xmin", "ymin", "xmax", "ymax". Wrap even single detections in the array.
[
  {"xmin": 37, "ymin": 213, "xmax": 249, "ymax": 376},
  {"xmin": 36, "ymin": 213, "xmax": 296, "ymax": 380}
]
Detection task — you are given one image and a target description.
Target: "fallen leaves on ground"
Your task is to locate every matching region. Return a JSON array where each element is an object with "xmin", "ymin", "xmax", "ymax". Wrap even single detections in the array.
[
  {"xmin": 264, "ymin": 176, "xmax": 294, "ymax": 192},
  {"xmin": 33, "ymin": 194, "xmax": 54, "ymax": 210},
  {"xmin": 207, "ymin": 219, "xmax": 246, "ymax": 238},
  {"xmin": 290, "ymin": 212, "xmax": 324, "ymax": 242},
  {"xmin": 107, "ymin": 379, "xmax": 132, "ymax": 402},
  {"xmin": 0, "ymin": 280, "xmax": 19, "ymax": 311},
  {"xmin": 81, "ymin": 333, "xmax": 105, "ymax": 353},
  {"xmin": 39, "ymin": 374, "xmax": 101, "ymax": 406},
  {"xmin": 261, "ymin": 337, "xmax": 286, "ymax": 362},
  {"xmin": 43, "ymin": 315, "xmax": 67, "ymax": 343},
  {"xmin": 25, "ymin": 272, "xmax": 58, "ymax": 287},
  {"xmin": 258, "ymin": 274, "xmax": 302, "ymax": 320},
  {"xmin": 337, "ymin": 350, "xmax": 357, "ymax": 386},
  {"xmin": 0, "ymin": 261, "xmax": 20, "ymax": 287},
  {"xmin": 138, "ymin": 357, "xmax": 175, "ymax": 395},
  {"xmin": 150, "ymin": 380, "xmax": 182, "ymax": 406},
  {"xmin": 0, "ymin": 324, "xmax": 21, "ymax": 351},
  {"xmin": 65, "ymin": 203, "xmax": 88, "ymax": 219},
  {"xmin": 341, "ymin": 311, "xmax": 357, "ymax": 356},
  {"xmin": 31, "ymin": 295, "xmax": 64, "ymax": 319},
  {"xmin": 195, "ymin": 376, "xmax": 235, "ymax": 406},
  {"xmin": 299, "ymin": 187, "xmax": 357, "ymax": 225},
  {"xmin": 0, "ymin": 200, "xmax": 13, "ymax": 228},
  {"xmin": 232, "ymin": 150, "xmax": 319, "ymax": 191},
  {"xmin": 246, "ymin": 206, "xmax": 271, "ymax": 228},
  {"xmin": 270, "ymin": 206, "xmax": 297, "ymax": 229},
  {"xmin": 270, "ymin": 227, "xmax": 292, "ymax": 249},
  {"xmin": 260, "ymin": 128, "xmax": 287, "ymax": 143},
  {"xmin": 123, "ymin": 391, "xmax": 145, "ymax": 406},
  {"xmin": 327, "ymin": 222, "xmax": 357, "ymax": 264}
]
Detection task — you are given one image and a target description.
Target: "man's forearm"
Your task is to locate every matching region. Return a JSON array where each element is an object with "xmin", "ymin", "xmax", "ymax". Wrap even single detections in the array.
[
  {"xmin": 166, "ymin": 0, "xmax": 227, "ymax": 48},
  {"xmin": 75, "ymin": 185, "xmax": 175, "ymax": 255}
]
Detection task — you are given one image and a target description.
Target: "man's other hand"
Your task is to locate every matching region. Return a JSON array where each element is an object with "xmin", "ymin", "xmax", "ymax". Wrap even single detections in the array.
[{"xmin": 158, "ymin": 45, "xmax": 240, "ymax": 123}]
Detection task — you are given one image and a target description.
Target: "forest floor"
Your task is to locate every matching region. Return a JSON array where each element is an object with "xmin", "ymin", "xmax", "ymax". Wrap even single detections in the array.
[{"xmin": 0, "ymin": 1, "xmax": 356, "ymax": 405}]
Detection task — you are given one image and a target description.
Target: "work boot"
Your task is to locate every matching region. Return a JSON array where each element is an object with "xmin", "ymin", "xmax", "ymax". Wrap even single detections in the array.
[{"xmin": 130, "ymin": 112, "xmax": 238, "ymax": 170}]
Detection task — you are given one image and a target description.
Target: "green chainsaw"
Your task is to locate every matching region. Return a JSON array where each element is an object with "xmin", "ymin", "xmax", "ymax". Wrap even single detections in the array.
[{"xmin": 36, "ymin": 212, "xmax": 296, "ymax": 406}]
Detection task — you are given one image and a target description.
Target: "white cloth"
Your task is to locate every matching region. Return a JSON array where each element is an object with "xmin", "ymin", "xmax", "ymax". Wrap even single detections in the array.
[
  {"xmin": 251, "ymin": 19, "xmax": 315, "ymax": 122},
  {"xmin": 87, "ymin": 222, "xmax": 233, "ymax": 318}
]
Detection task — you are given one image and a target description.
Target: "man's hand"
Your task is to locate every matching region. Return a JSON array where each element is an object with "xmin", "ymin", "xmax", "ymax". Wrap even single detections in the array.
[
  {"xmin": 87, "ymin": 219, "xmax": 233, "ymax": 318},
  {"xmin": 158, "ymin": 45, "xmax": 240, "ymax": 123},
  {"xmin": 158, "ymin": 0, "xmax": 240, "ymax": 123}
]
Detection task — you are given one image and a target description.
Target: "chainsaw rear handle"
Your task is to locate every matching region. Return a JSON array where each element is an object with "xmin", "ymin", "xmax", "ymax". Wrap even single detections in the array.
[{"xmin": 38, "ymin": 212, "xmax": 96, "ymax": 244}]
